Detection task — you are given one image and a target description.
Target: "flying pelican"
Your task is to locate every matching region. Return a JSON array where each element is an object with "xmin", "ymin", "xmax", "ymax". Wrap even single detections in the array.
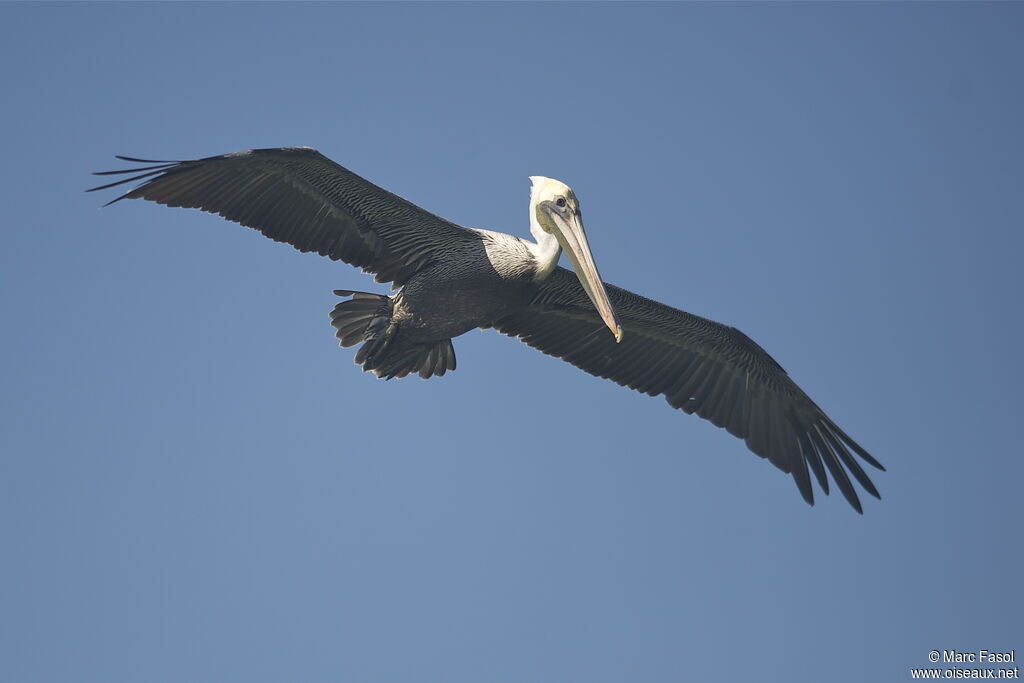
[{"xmin": 89, "ymin": 147, "xmax": 883, "ymax": 512}]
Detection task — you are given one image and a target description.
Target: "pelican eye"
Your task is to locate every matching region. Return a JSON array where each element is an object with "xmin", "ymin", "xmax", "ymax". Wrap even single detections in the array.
[{"xmin": 555, "ymin": 197, "xmax": 567, "ymax": 208}]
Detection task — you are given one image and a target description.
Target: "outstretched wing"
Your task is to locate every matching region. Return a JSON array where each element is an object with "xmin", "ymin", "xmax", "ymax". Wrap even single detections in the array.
[
  {"xmin": 493, "ymin": 267, "xmax": 884, "ymax": 512},
  {"xmin": 88, "ymin": 147, "xmax": 479, "ymax": 287}
]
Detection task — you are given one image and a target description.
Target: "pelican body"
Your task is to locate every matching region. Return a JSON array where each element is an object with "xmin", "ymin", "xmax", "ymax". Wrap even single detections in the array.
[{"xmin": 89, "ymin": 147, "xmax": 884, "ymax": 512}]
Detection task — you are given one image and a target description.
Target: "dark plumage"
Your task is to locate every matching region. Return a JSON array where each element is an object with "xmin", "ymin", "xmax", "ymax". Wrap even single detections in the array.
[{"xmin": 89, "ymin": 147, "xmax": 883, "ymax": 511}]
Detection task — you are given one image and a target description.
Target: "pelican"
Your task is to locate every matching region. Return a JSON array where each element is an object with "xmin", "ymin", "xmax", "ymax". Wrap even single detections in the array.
[{"xmin": 89, "ymin": 147, "xmax": 883, "ymax": 512}]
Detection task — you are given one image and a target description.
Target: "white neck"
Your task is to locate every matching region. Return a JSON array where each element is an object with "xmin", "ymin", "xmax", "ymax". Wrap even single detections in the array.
[{"xmin": 527, "ymin": 204, "xmax": 561, "ymax": 281}]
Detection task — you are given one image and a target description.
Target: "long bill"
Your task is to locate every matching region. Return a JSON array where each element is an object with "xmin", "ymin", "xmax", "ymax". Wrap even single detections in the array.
[{"xmin": 548, "ymin": 210, "xmax": 624, "ymax": 343}]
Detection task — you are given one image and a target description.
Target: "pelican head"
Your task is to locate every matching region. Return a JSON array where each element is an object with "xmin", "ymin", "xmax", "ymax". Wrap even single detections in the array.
[{"xmin": 529, "ymin": 176, "xmax": 623, "ymax": 343}]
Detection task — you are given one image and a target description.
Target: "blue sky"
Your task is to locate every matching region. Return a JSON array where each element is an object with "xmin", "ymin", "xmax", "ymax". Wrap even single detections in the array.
[{"xmin": 2, "ymin": 3, "xmax": 1021, "ymax": 682}]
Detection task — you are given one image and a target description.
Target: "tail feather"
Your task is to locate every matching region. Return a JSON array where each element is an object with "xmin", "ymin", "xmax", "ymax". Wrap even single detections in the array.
[
  {"xmin": 430, "ymin": 339, "xmax": 457, "ymax": 377},
  {"xmin": 329, "ymin": 290, "xmax": 456, "ymax": 380},
  {"xmin": 329, "ymin": 290, "xmax": 392, "ymax": 349}
]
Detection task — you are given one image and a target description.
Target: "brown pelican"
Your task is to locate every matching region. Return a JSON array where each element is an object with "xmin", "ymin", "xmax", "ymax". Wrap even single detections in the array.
[{"xmin": 89, "ymin": 147, "xmax": 883, "ymax": 512}]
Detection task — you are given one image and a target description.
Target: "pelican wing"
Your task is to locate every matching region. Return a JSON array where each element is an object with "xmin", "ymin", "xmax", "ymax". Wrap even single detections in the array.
[
  {"xmin": 88, "ymin": 147, "xmax": 478, "ymax": 286},
  {"xmin": 493, "ymin": 267, "xmax": 884, "ymax": 512}
]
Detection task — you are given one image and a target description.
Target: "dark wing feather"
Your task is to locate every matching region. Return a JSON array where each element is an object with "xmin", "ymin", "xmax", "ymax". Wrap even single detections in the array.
[
  {"xmin": 493, "ymin": 267, "xmax": 884, "ymax": 512},
  {"xmin": 88, "ymin": 147, "xmax": 479, "ymax": 287}
]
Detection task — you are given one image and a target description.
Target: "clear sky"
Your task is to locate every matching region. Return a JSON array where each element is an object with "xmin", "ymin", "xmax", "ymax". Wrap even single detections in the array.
[{"xmin": 2, "ymin": 3, "xmax": 1021, "ymax": 682}]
